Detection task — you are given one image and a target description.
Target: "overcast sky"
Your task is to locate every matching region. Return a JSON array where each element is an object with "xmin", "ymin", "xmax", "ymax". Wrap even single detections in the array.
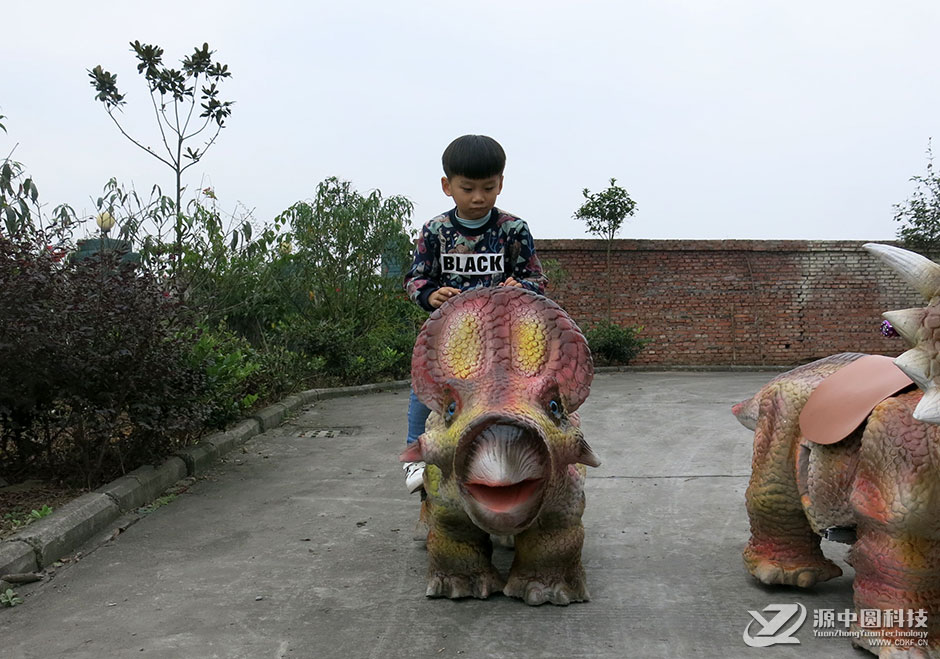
[{"xmin": 3, "ymin": 1, "xmax": 939, "ymax": 241}]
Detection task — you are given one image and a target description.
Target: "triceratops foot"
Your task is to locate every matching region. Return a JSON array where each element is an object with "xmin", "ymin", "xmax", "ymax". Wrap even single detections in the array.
[
  {"xmin": 426, "ymin": 568, "xmax": 505, "ymax": 600},
  {"xmin": 504, "ymin": 568, "xmax": 589, "ymax": 606},
  {"xmin": 744, "ymin": 543, "xmax": 842, "ymax": 587}
]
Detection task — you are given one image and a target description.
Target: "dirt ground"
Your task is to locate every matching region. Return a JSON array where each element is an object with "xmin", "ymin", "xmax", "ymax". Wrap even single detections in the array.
[{"xmin": 0, "ymin": 481, "xmax": 84, "ymax": 541}]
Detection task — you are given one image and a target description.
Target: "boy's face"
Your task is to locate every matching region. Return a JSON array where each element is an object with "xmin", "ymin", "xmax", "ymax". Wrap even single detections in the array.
[{"xmin": 442, "ymin": 174, "xmax": 503, "ymax": 221}]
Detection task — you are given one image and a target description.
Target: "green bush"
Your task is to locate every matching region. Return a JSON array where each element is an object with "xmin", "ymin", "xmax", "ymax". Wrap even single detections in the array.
[
  {"xmin": 276, "ymin": 177, "xmax": 415, "ymax": 330},
  {"xmin": 186, "ymin": 323, "xmax": 262, "ymax": 428},
  {"xmin": 252, "ymin": 342, "xmax": 325, "ymax": 400},
  {"xmin": 585, "ymin": 321, "xmax": 648, "ymax": 366},
  {"xmin": 274, "ymin": 309, "xmax": 418, "ymax": 387},
  {"xmin": 176, "ymin": 199, "xmax": 294, "ymax": 340}
]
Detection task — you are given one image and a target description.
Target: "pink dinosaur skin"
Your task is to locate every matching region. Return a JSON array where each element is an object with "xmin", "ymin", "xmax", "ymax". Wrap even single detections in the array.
[
  {"xmin": 406, "ymin": 286, "xmax": 599, "ymax": 605},
  {"xmin": 736, "ymin": 352, "xmax": 940, "ymax": 656}
]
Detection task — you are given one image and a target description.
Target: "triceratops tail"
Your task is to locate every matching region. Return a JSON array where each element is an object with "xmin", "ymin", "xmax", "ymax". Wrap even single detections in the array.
[{"xmin": 732, "ymin": 397, "xmax": 759, "ymax": 431}]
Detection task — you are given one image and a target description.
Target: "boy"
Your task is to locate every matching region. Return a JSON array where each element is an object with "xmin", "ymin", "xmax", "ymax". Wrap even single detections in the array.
[{"xmin": 402, "ymin": 134, "xmax": 547, "ymax": 492}]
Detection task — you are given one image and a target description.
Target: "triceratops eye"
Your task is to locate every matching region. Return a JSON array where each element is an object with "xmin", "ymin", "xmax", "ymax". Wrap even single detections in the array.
[
  {"xmin": 445, "ymin": 400, "xmax": 457, "ymax": 421},
  {"xmin": 549, "ymin": 398, "xmax": 563, "ymax": 421}
]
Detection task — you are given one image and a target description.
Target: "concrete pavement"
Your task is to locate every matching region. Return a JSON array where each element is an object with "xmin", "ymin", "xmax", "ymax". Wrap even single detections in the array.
[{"xmin": 0, "ymin": 372, "xmax": 861, "ymax": 658}]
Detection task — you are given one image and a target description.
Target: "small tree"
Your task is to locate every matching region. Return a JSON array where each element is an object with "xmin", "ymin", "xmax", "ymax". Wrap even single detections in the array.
[
  {"xmin": 88, "ymin": 42, "xmax": 234, "ymax": 267},
  {"xmin": 895, "ymin": 139, "xmax": 940, "ymax": 253},
  {"xmin": 573, "ymin": 177, "xmax": 637, "ymax": 319},
  {"xmin": 278, "ymin": 177, "xmax": 415, "ymax": 328},
  {"xmin": 266, "ymin": 177, "xmax": 417, "ymax": 383}
]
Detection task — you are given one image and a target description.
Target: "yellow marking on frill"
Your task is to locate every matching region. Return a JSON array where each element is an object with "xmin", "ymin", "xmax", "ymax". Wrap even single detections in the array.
[
  {"xmin": 441, "ymin": 313, "xmax": 485, "ymax": 380},
  {"xmin": 513, "ymin": 318, "xmax": 548, "ymax": 375}
]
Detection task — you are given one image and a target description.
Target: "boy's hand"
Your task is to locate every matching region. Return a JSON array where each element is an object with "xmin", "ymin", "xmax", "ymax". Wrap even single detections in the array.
[
  {"xmin": 500, "ymin": 277, "xmax": 523, "ymax": 288},
  {"xmin": 429, "ymin": 287, "xmax": 461, "ymax": 308}
]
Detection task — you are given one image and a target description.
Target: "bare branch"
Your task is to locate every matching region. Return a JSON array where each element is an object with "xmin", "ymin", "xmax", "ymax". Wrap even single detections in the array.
[
  {"xmin": 147, "ymin": 87, "xmax": 175, "ymax": 165},
  {"xmin": 105, "ymin": 109, "xmax": 175, "ymax": 170},
  {"xmin": 157, "ymin": 91, "xmax": 181, "ymax": 141},
  {"xmin": 182, "ymin": 114, "xmax": 214, "ymax": 142},
  {"xmin": 179, "ymin": 124, "xmax": 223, "ymax": 175},
  {"xmin": 180, "ymin": 73, "xmax": 199, "ymax": 137}
]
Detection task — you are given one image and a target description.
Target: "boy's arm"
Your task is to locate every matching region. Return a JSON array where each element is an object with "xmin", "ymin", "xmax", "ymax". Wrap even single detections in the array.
[
  {"xmin": 404, "ymin": 224, "xmax": 443, "ymax": 312},
  {"xmin": 509, "ymin": 221, "xmax": 548, "ymax": 294}
]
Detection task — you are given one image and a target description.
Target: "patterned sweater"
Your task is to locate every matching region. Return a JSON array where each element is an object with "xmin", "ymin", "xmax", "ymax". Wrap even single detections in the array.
[{"xmin": 403, "ymin": 207, "xmax": 547, "ymax": 312}]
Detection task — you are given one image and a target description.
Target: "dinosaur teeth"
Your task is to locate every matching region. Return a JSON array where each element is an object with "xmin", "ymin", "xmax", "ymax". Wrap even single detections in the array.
[{"xmin": 865, "ymin": 243, "xmax": 940, "ymax": 301}]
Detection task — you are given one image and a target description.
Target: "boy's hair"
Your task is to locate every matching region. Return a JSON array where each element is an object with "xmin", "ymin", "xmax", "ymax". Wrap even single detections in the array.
[{"xmin": 442, "ymin": 135, "xmax": 506, "ymax": 179}]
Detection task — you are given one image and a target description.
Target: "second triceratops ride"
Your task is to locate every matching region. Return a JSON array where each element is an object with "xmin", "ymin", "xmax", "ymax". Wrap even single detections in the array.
[
  {"xmin": 733, "ymin": 243, "xmax": 940, "ymax": 656},
  {"xmin": 401, "ymin": 285, "xmax": 599, "ymax": 605}
]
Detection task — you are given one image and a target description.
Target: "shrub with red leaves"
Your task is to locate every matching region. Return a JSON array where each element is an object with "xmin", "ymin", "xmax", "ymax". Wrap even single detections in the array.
[{"xmin": 0, "ymin": 237, "xmax": 209, "ymax": 487}]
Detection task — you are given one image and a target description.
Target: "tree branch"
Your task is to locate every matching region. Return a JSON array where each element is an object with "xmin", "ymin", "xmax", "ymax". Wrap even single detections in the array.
[
  {"xmin": 180, "ymin": 73, "xmax": 199, "ymax": 137},
  {"xmin": 179, "ymin": 125, "xmax": 223, "ymax": 174},
  {"xmin": 106, "ymin": 110, "xmax": 175, "ymax": 170},
  {"xmin": 182, "ymin": 115, "xmax": 214, "ymax": 142},
  {"xmin": 147, "ymin": 87, "xmax": 175, "ymax": 165}
]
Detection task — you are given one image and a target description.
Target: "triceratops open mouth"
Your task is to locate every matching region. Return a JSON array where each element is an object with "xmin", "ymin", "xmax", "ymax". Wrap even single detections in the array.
[
  {"xmin": 456, "ymin": 421, "xmax": 550, "ymax": 531},
  {"xmin": 464, "ymin": 478, "xmax": 543, "ymax": 513}
]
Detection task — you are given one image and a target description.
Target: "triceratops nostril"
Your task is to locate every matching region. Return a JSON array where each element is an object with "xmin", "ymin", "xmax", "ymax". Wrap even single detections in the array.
[{"xmin": 465, "ymin": 424, "xmax": 547, "ymax": 485}]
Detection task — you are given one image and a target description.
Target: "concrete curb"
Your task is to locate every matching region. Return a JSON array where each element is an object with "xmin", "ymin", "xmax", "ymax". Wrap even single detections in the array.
[
  {"xmin": 0, "ymin": 380, "xmax": 409, "ymax": 580},
  {"xmin": 12, "ymin": 494, "xmax": 119, "ymax": 569}
]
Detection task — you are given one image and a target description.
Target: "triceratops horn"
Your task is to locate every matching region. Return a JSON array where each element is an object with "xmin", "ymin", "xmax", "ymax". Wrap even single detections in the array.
[
  {"xmin": 577, "ymin": 439, "xmax": 601, "ymax": 468},
  {"xmin": 882, "ymin": 308, "xmax": 926, "ymax": 345},
  {"xmin": 914, "ymin": 387, "xmax": 940, "ymax": 424},
  {"xmin": 864, "ymin": 243, "xmax": 940, "ymax": 301},
  {"xmin": 894, "ymin": 347, "xmax": 932, "ymax": 391}
]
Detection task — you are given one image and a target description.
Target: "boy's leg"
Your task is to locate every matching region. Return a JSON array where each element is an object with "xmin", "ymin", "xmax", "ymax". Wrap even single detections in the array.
[
  {"xmin": 407, "ymin": 388, "xmax": 431, "ymax": 444},
  {"xmin": 404, "ymin": 388, "xmax": 432, "ymax": 493}
]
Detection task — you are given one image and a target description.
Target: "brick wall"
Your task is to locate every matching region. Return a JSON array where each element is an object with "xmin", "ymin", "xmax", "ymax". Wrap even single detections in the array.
[{"xmin": 535, "ymin": 239, "xmax": 923, "ymax": 366}]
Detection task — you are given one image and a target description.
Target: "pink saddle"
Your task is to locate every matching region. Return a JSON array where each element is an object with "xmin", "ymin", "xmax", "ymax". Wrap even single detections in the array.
[{"xmin": 799, "ymin": 355, "xmax": 914, "ymax": 445}]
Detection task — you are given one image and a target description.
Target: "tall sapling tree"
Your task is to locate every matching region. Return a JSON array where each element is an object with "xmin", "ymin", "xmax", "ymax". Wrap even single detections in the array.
[{"xmin": 88, "ymin": 42, "xmax": 234, "ymax": 269}]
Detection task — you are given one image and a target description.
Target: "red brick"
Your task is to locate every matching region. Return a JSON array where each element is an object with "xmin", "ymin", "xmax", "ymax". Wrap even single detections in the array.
[{"xmin": 536, "ymin": 239, "xmax": 918, "ymax": 366}]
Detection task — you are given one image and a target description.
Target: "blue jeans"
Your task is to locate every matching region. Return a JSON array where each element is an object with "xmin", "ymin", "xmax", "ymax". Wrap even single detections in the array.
[{"xmin": 407, "ymin": 388, "xmax": 431, "ymax": 446}]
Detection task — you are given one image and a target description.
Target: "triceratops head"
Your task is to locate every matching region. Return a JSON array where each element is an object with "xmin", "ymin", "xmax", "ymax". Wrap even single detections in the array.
[
  {"xmin": 403, "ymin": 286, "xmax": 599, "ymax": 535},
  {"xmin": 866, "ymin": 242, "xmax": 940, "ymax": 424}
]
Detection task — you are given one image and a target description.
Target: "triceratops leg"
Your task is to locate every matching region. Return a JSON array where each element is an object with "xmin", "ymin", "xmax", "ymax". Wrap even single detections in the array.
[
  {"xmin": 744, "ymin": 387, "xmax": 842, "ymax": 587},
  {"xmin": 504, "ymin": 464, "xmax": 590, "ymax": 606},
  {"xmin": 423, "ymin": 467, "xmax": 505, "ymax": 599},
  {"xmin": 849, "ymin": 397, "xmax": 940, "ymax": 657}
]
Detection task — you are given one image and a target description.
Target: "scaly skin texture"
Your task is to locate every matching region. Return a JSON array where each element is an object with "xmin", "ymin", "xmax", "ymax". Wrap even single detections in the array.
[
  {"xmin": 736, "ymin": 353, "xmax": 940, "ymax": 657},
  {"xmin": 850, "ymin": 392, "xmax": 940, "ymax": 656},
  {"xmin": 406, "ymin": 286, "xmax": 598, "ymax": 605}
]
